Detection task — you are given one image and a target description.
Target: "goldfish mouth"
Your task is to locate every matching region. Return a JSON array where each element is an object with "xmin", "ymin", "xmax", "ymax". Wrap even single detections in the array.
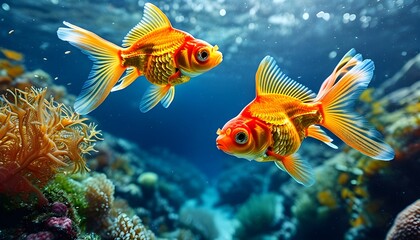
[
  {"xmin": 216, "ymin": 142, "xmax": 223, "ymax": 150},
  {"xmin": 216, "ymin": 139, "xmax": 228, "ymax": 152}
]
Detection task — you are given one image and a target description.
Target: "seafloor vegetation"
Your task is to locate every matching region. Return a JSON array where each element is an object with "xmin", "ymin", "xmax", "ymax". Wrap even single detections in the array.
[{"xmin": 0, "ymin": 49, "xmax": 419, "ymax": 239}]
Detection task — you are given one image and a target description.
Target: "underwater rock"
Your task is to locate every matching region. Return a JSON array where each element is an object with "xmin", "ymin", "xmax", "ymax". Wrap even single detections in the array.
[
  {"xmin": 138, "ymin": 172, "xmax": 159, "ymax": 189},
  {"xmin": 386, "ymin": 199, "xmax": 420, "ymax": 240},
  {"xmin": 215, "ymin": 162, "xmax": 269, "ymax": 207},
  {"xmin": 178, "ymin": 207, "xmax": 223, "ymax": 240}
]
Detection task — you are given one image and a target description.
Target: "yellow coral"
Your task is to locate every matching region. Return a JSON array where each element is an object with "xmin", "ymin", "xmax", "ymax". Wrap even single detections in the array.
[
  {"xmin": 337, "ymin": 172, "xmax": 350, "ymax": 185},
  {"xmin": 350, "ymin": 214, "xmax": 368, "ymax": 228},
  {"xmin": 317, "ymin": 190, "xmax": 337, "ymax": 209},
  {"xmin": 363, "ymin": 160, "xmax": 389, "ymax": 176},
  {"xmin": 0, "ymin": 87, "xmax": 101, "ymax": 204},
  {"xmin": 359, "ymin": 88, "xmax": 374, "ymax": 103}
]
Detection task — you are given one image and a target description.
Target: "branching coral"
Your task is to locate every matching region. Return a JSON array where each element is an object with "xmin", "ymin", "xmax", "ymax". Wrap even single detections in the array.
[
  {"xmin": 0, "ymin": 87, "xmax": 102, "ymax": 205},
  {"xmin": 111, "ymin": 213, "xmax": 155, "ymax": 240},
  {"xmin": 84, "ymin": 173, "xmax": 115, "ymax": 233}
]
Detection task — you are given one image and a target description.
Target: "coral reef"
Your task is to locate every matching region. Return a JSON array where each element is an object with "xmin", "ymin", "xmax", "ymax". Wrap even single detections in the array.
[
  {"xmin": 0, "ymin": 87, "xmax": 101, "ymax": 205},
  {"xmin": 110, "ymin": 213, "xmax": 155, "ymax": 240},
  {"xmin": 84, "ymin": 173, "xmax": 115, "ymax": 233},
  {"xmin": 178, "ymin": 207, "xmax": 221, "ymax": 240},
  {"xmin": 234, "ymin": 193, "xmax": 294, "ymax": 240},
  {"xmin": 386, "ymin": 199, "xmax": 420, "ymax": 240}
]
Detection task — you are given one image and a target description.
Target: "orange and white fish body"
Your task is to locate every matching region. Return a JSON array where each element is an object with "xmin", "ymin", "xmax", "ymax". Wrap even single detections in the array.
[
  {"xmin": 57, "ymin": 3, "xmax": 222, "ymax": 114},
  {"xmin": 216, "ymin": 49, "xmax": 394, "ymax": 186}
]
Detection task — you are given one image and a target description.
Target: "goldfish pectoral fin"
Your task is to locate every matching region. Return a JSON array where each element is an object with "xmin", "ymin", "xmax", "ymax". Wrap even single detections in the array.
[
  {"xmin": 278, "ymin": 154, "xmax": 315, "ymax": 187},
  {"xmin": 57, "ymin": 21, "xmax": 125, "ymax": 115},
  {"xmin": 122, "ymin": 3, "xmax": 172, "ymax": 47},
  {"xmin": 139, "ymin": 85, "xmax": 172, "ymax": 113},
  {"xmin": 306, "ymin": 125, "xmax": 338, "ymax": 149},
  {"xmin": 111, "ymin": 67, "xmax": 141, "ymax": 92},
  {"xmin": 160, "ymin": 86, "xmax": 175, "ymax": 108},
  {"xmin": 318, "ymin": 52, "xmax": 395, "ymax": 160},
  {"xmin": 267, "ymin": 150, "xmax": 314, "ymax": 186},
  {"xmin": 274, "ymin": 160, "xmax": 286, "ymax": 172},
  {"xmin": 255, "ymin": 56, "xmax": 315, "ymax": 103}
]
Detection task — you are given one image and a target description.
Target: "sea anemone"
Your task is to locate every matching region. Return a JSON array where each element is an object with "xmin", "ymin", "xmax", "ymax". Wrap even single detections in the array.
[{"xmin": 0, "ymin": 87, "xmax": 102, "ymax": 205}]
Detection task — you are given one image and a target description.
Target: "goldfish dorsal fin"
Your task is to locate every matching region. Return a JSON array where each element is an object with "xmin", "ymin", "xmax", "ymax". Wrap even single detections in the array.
[
  {"xmin": 123, "ymin": 3, "xmax": 172, "ymax": 47},
  {"xmin": 256, "ymin": 56, "xmax": 315, "ymax": 103}
]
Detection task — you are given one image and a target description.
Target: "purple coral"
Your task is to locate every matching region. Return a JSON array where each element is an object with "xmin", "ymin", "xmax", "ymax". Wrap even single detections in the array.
[
  {"xmin": 26, "ymin": 231, "xmax": 54, "ymax": 240},
  {"xmin": 46, "ymin": 216, "xmax": 76, "ymax": 238},
  {"xmin": 51, "ymin": 202, "xmax": 68, "ymax": 216},
  {"xmin": 386, "ymin": 199, "xmax": 420, "ymax": 240}
]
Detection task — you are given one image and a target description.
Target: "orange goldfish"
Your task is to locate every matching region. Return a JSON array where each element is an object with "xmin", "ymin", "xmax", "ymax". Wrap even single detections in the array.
[
  {"xmin": 216, "ymin": 49, "xmax": 394, "ymax": 186},
  {"xmin": 0, "ymin": 48, "xmax": 24, "ymax": 61},
  {"xmin": 57, "ymin": 3, "xmax": 222, "ymax": 114}
]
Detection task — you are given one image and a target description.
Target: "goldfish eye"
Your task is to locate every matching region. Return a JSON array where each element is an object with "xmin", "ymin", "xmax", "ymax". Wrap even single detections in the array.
[
  {"xmin": 196, "ymin": 49, "xmax": 209, "ymax": 62},
  {"xmin": 235, "ymin": 131, "xmax": 248, "ymax": 145}
]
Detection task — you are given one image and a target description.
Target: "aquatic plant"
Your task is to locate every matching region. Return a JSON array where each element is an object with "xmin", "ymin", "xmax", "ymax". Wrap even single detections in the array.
[
  {"xmin": 386, "ymin": 199, "xmax": 420, "ymax": 240},
  {"xmin": 0, "ymin": 87, "xmax": 102, "ymax": 205},
  {"xmin": 234, "ymin": 193, "xmax": 285, "ymax": 239},
  {"xmin": 111, "ymin": 213, "xmax": 155, "ymax": 240},
  {"xmin": 43, "ymin": 174, "xmax": 88, "ymax": 225}
]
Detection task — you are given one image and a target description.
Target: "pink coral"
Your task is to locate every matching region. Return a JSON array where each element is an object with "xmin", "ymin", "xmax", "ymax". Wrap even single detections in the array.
[
  {"xmin": 26, "ymin": 231, "xmax": 54, "ymax": 240},
  {"xmin": 51, "ymin": 202, "xmax": 68, "ymax": 216},
  {"xmin": 46, "ymin": 216, "xmax": 76, "ymax": 238},
  {"xmin": 386, "ymin": 199, "xmax": 420, "ymax": 240}
]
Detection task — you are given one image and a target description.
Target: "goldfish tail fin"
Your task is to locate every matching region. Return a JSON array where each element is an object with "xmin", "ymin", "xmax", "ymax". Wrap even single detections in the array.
[
  {"xmin": 268, "ymin": 151, "xmax": 314, "ymax": 186},
  {"xmin": 112, "ymin": 67, "xmax": 141, "ymax": 92},
  {"xmin": 318, "ymin": 51, "xmax": 394, "ymax": 160},
  {"xmin": 306, "ymin": 125, "xmax": 338, "ymax": 149},
  {"xmin": 57, "ymin": 21, "xmax": 125, "ymax": 115},
  {"xmin": 140, "ymin": 85, "xmax": 175, "ymax": 113},
  {"xmin": 315, "ymin": 49, "xmax": 362, "ymax": 101}
]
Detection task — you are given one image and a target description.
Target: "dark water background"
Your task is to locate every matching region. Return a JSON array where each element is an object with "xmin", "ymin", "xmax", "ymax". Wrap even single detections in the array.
[{"xmin": 0, "ymin": 0, "xmax": 419, "ymax": 177}]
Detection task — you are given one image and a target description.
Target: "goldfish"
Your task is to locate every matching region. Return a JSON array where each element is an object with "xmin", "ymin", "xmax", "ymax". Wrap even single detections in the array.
[
  {"xmin": 216, "ymin": 49, "xmax": 394, "ymax": 186},
  {"xmin": 0, "ymin": 48, "xmax": 24, "ymax": 61},
  {"xmin": 57, "ymin": 3, "xmax": 222, "ymax": 114}
]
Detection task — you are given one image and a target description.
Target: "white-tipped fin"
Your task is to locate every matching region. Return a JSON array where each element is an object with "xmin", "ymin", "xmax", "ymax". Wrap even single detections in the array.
[
  {"xmin": 274, "ymin": 154, "xmax": 315, "ymax": 187},
  {"xmin": 139, "ymin": 84, "xmax": 175, "ymax": 113},
  {"xmin": 318, "ymin": 51, "xmax": 395, "ymax": 161},
  {"xmin": 57, "ymin": 21, "xmax": 125, "ymax": 115},
  {"xmin": 306, "ymin": 125, "xmax": 338, "ymax": 149},
  {"xmin": 111, "ymin": 67, "xmax": 141, "ymax": 92},
  {"xmin": 123, "ymin": 3, "xmax": 172, "ymax": 47},
  {"xmin": 256, "ymin": 56, "xmax": 315, "ymax": 103},
  {"xmin": 315, "ymin": 48, "xmax": 362, "ymax": 101}
]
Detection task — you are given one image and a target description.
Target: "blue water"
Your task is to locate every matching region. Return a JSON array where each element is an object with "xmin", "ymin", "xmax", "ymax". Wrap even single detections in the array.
[{"xmin": 1, "ymin": 0, "xmax": 419, "ymax": 178}]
